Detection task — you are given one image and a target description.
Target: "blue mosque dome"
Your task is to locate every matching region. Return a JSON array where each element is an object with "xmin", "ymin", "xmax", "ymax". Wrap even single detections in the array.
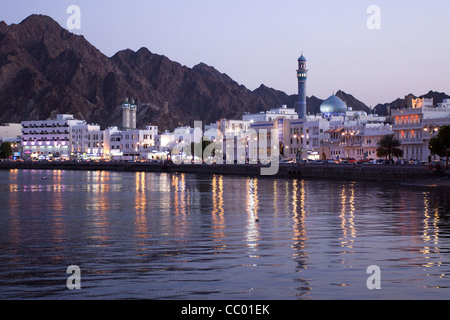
[
  {"xmin": 298, "ymin": 54, "xmax": 307, "ymax": 62},
  {"xmin": 320, "ymin": 95, "xmax": 347, "ymax": 116}
]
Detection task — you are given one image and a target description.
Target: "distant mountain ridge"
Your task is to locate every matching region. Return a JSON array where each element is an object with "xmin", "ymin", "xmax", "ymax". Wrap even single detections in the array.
[{"xmin": 0, "ymin": 14, "xmax": 448, "ymax": 131}]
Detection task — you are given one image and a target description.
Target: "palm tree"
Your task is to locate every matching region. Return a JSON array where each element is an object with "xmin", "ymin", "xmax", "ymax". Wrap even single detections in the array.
[
  {"xmin": 429, "ymin": 125, "xmax": 450, "ymax": 168},
  {"xmin": 190, "ymin": 139, "xmax": 214, "ymax": 162},
  {"xmin": 0, "ymin": 142, "xmax": 12, "ymax": 159},
  {"xmin": 376, "ymin": 134, "xmax": 403, "ymax": 160}
]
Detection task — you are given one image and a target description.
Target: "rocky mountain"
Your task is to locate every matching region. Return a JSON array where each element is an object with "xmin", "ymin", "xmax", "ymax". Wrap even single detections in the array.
[
  {"xmin": 2, "ymin": 14, "xmax": 440, "ymax": 132},
  {"xmin": 0, "ymin": 14, "xmax": 296, "ymax": 131}
]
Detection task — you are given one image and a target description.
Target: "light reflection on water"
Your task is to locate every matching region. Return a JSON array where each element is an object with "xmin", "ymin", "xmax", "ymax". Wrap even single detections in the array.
[{"xmin": 0, "ymin": 169, "xmax": 449, "ymax": 300}]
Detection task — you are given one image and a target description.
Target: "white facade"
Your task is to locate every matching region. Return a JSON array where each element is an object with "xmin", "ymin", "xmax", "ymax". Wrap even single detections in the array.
[
  {"xmin": 103, "ymin": 127, "xmax": 121, "ymax": 158},
  {"xmin": 204, "ymin": 119, "xmax": 252, "ymax": 156},
  {"xmin": 302, "ymin": 116, "xmax": 330, "ymax": 160},
  {"xmin": 362, "ymin": 124, "xmax": 394, "ymax": 160},
  {"xmin": 71, "ymin": 123, "xmax": 104, "ymax": 159},
  {"xmin": 327, "ymin": 123, "xmax": 393, "ymax": 161},
  {"xmin": 109, "ymin": 131, "xmax": 123, "ymax": 158},
  {"xmin": 245, "ymin": 109, "xmax": 392, "ymax": 162},
  {"xmin": 392, "ymin": 100, "xmax": 450, "ymax": 162},
  {"xmin": 218, "ymin": 119, "xmax": 251, "ymax": 135},
  {"xmin": 437, "ymin": 99, "xmax": 450, "ymax": 109},
  {"xmin": 111, "ymin": 126, "xmax": 158, "ymax": 160},
  {"xmin": 243, "ymin": 105, "xmax": 298, "ymax": 123},
  {"xmin": 21, "ymin": 114, "xmax": 84, "ymax": 159},
  {"xmin": 0, "ymin": 123, "xmax": 22, "ymax": 141},
  {"xmin": 249, "ymin": 118, "xmax": 305, "ymax": 161}
]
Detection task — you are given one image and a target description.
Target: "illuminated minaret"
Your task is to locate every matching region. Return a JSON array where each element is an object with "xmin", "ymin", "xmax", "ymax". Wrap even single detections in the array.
[
  {"xmin": 130, "ymin": 98, "xmax": 137, "ymax": 129},
  {"xmin": 122, "ymin": 97, "xmax": 130, "ymax": 130},
  {"xmin": 297, "ymin": 52, "xmax": 308, "ymax": 119}
]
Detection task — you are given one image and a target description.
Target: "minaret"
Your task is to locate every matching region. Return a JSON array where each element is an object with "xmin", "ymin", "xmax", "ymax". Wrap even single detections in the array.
[
  {"xmin": 130, "ymin": 99, "xmax": 137, "ymax": 129},
  {"xmin": 122, "ymin": 97, "xmax": 130, "ymax": 130},
  {"xmin": 297, "ymin": 52, "xmax": 308, "ymax": 119}
]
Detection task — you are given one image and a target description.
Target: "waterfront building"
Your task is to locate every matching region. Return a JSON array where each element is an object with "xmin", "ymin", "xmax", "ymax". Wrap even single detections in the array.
[
  {"xmin": 108, "ymin": 130, "xmax": 123, "ymax": 158},
  {"xmin": 242, "ymin": 105, "xmax": 298, "ymax": 123},
  {"xmin": 249, "ymin": 117, "xmax": 307, "ymax": 161},
  {"xmin": 156, "ymin": 130, "xmax": 177, "ymax": 153},
  {"xmin": 110, "ymin": 126, "xmax": 158, "ymax": 160},
  {"xmin": 327, "ymin": 123, "xmax": 393, "ymax": 161},
  {"xmin": 363, "ymin": 124, "xmax": 394, "ymax": 160},
  {"xmin": 102, "ymin": 126, "xmax": 120, "ymax": 158},
  {"xmin": 241, "ymin": 54, "xmax": 398, "ymax": 162},
  {"xmin": 21, "ymin": 114, "xmax": 84, "ymax": 160},
  {"xmin": 392, "ymin": 98, "xmax": 450, "ymax": 162},
  {"xmin": 302, "ymin": 116, "xmax": 330, "ymax": 160},
  {"xmin": 70, "ymin": 122, "xmax": 104, "ymax": 160},
  {"xmin": 216, "ymin": 119, "xmax": 251, "ymax": 136},
  {"xmin": 0, "ymin": 123, "xmax": 22, "ymax": 141},
  {"xmin": 314, "ymin": 93, "xmax": 393, "ymax": 161}
]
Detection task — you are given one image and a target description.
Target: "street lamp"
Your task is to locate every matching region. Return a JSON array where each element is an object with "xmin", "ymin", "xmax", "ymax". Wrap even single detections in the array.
[
  {"xmin": 341, "ymin": 130, "xmax": 355, "ymax": 159},
  {"xmin": 424, "ymin": 125, "xmax": 440, "ymax": 134}
]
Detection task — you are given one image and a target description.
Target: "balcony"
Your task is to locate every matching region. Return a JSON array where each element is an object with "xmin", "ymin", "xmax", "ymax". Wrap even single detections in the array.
[
  {"xmin": 398, "ymin": 138, "xmax": 426, "ymax": 144},
  {"xmin": 392, "ymin": 122, "xmax": 423, "ymax": 130}
]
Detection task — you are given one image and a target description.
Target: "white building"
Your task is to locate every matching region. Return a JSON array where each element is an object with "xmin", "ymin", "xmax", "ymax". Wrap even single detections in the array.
[
  {"xmin": 102, "ymin": 127, "xmax": 121, "ymax": 158},
  {"xmin": 392, "ymin": 98, "xmax": 450, "ymax": 162},
  {"xmin": 243, "ymin": 94, "xmax": 393, "ymax": 162},
  {"xmin": 327, "ymin": 123, "xmax": 393, "ymax": 161},
  {"xmin": 437, "ymin": 99, "xmax": 450, "ymax": 109},
  {"xmin": 110, "ymin": 126, "xmax": 159, "ymax": 160},
  {"xmin": 21, "ymin": 114, "xmax": 84, "ymax": 160},
  {"xmin": 0, "ymin": 123, "xmax": 22, "ymax": 141},
  {"xmin": 203, "ymin": 119, "xmax": 252, "ymax": 160},
  {"xmin": 109, "ymin": 131, "xmax": 123, "ymax": 158},
  {"xmin": 302, "ymin": 116, "xmax": 330, "ymax": 160},
  {"xmin": 71, "ymin": 123, "xmax": 104, "ymax": 159},
  {"xmin": 243, "ymin": 105, "xmax": 299, "ymax": 123}
]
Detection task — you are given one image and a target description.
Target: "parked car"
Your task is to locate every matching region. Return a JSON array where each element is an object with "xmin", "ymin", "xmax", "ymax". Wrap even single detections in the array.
[
  {"xmin": 340, "ymin": 157, "xmax": 356, "ymax": 163},
  {"xmin": 376, "ymin": 159, "xmax": 394, "ymax": 164},
  {"xmin": 279, "ymin": 158, "xmax": 295, "ymax": 163}
]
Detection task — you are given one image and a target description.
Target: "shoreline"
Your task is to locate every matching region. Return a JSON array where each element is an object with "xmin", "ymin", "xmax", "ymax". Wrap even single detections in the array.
[{"xmin": 1, "ymin": 161, "xmax": 448, "ymax": 186}]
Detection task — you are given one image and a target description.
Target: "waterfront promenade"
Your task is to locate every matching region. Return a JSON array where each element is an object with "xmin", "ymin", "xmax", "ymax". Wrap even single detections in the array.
[{"xmin": 0, "ymin": 160, "xmax": 448, "ymax": 184}]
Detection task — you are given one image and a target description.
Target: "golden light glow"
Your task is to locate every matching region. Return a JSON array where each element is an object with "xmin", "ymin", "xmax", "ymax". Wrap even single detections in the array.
[
  {"xmin": 291, "ymin": 179, "xmax": 307, "ymax": 262},
  {"xmin": 135, "ymin": 172, "xmax": 148, "ymax": 241},
  {"xmin": 171, "ymin": 173, "xmax": 188, "ymax": 237},
  {"xmin": 88, "ymin": 171, "xmax": 112, "ymax": 244},
  {"xmin": 246, "ymin": 178, "xmax": 260, "ymax": 255},
  {"xmin": 211, "ymin": 175, "xmax": 226, "ymax": 252},
  {"xmin": 339, "ymin": 182, "xmax": 356, "ymax": 266},
  {"xmin": 421, "ymin": 193, "xmax": 442, "ymax": 270}
]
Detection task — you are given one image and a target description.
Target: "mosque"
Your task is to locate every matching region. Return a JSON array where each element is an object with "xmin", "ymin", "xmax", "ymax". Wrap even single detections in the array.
[{"xmin": 319, "ymin": 94, "xmax": 348, "ymax": 118}]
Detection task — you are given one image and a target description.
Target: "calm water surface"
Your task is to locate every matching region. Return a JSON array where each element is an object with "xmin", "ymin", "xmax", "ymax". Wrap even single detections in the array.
[{"xmin": 0, "ymin": 169, "xmax": 449, "ymax": 300}]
